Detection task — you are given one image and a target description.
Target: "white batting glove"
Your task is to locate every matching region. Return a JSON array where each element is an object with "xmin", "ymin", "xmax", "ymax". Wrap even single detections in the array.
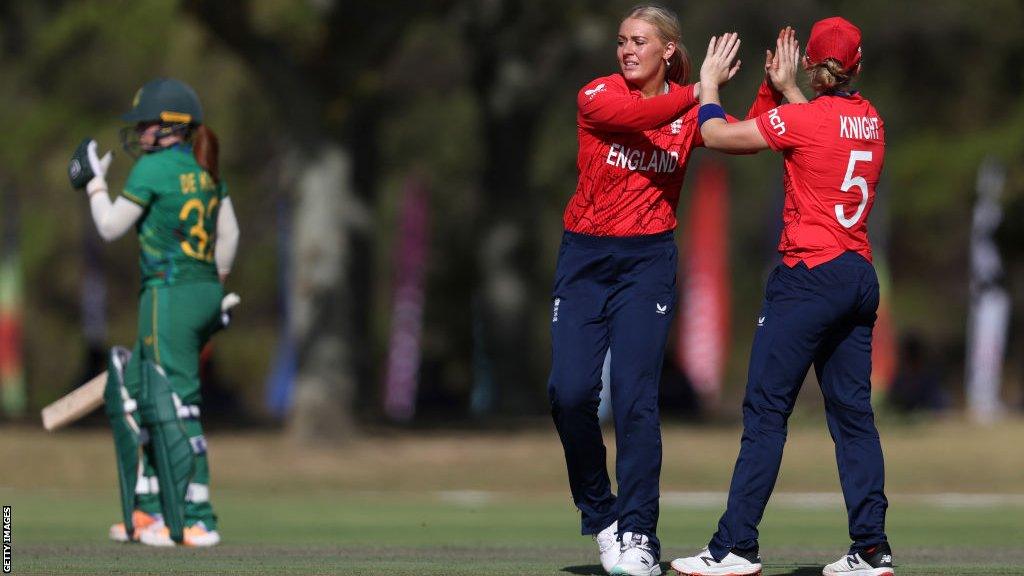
[
  {"xmin": 85, "ymin": 140, "xmax": 113, "ymax": 197},
  {"xmin": 220, "ymin": 292, "xmax": 241, "ymax": 327}
]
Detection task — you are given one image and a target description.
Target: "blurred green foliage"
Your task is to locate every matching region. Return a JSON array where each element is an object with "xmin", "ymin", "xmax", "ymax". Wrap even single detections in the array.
[{"xmin": 1, "ymin": 0, "xmax": 1022, "ymax": 419}]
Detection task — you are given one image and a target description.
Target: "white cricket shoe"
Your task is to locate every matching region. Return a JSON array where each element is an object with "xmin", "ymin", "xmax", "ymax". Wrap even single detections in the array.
[
  {"xmin": 594, "ymin": 520, "xmax": 620, "ymax": 573},
  {"xmin": 610, "ymin": 532, "xmax": 661, "ymax": 576},
  {"xmin": 670, "ymin": 547, "xmax": 762, "ymax": 576},
  {"xmin": 139, "ymin": 521, "xmax": 221, "ymax": 547},
  {"xmin": 822, "ymin": 543, "xmax": 894, "ymax": 576}
]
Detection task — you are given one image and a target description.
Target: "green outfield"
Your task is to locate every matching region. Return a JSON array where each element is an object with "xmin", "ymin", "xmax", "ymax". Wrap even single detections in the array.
[{"xmin": 3, "ymin": 418, "xmax": 1024, "ymax": 575}]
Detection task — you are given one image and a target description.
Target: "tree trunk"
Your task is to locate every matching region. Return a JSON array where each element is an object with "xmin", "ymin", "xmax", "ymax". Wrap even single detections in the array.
[
  {"xmin": 464, "ymin": 0, "xmax": 582, "ymax": 415},
  {"xmin": 285, "ymin": 143, "xmax": 369, "ymax": 442}
]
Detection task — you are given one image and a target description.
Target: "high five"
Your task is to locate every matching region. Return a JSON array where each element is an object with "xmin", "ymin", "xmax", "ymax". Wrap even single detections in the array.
[{"xmin": 672, "ymin": 18, "xmax": 893, "ymax": 576}]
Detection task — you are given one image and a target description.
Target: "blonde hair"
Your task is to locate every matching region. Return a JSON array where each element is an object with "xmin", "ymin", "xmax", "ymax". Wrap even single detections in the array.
[
  {"xmin": 624, "ymin": 4, "xmax": 690, "ymax": 84},
  {"xmin": 809, "ymin": 58, "xmax": 855, "ymax": 94}
]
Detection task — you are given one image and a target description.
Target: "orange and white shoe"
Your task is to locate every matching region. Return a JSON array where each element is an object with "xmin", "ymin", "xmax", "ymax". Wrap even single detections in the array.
[
  {"xmin": 139, "ymin": 521, "xmax": 221, "ymax": 547},
  {"xmin": 109, "ymin": 510, "xmax": 163, "ymax": 542}
]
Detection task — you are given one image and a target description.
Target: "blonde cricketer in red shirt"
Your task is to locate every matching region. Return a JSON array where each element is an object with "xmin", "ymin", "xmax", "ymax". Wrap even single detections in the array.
[{"xmin": 548, "ymin": 5, "xmax": 786, "ymax": 575}]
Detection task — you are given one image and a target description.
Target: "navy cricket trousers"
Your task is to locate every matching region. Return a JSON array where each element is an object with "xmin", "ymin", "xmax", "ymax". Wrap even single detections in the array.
[
  {"xmin": 709, "ymin": 251, "xmax": 889, "ymax": 560},
  {"xmin": 548, "ymin": 230, "xmax": 677, "ymax": 556}
]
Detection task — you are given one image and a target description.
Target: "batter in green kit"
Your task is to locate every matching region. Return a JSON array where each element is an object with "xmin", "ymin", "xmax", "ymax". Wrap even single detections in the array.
[
  {"xmin": 124, "ymin": 143, "xmax": 225, "ymax": 537},
  {"xmin": 71, "ymin": 78, "xmax": 240, "ymax": 547}
]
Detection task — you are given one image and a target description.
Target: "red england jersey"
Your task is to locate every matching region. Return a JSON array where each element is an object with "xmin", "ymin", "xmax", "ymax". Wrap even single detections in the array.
[
  {"xmin": 565, "ymin": 74, "xmax": 780, "ymax": 236},
  {"xmin": 755, "ymin": 94, "xmax": 885, "ymax": 268}
]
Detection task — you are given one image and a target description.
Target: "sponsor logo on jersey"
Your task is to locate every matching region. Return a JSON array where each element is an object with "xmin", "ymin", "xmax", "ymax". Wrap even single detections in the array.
[
  {"xmin": 670, "ymin": 117, "xmax": 682, "ymax": 135},
  {"xmin": 584, "ymin": 83, "xmax": 607, "ymax": 99},
  {"xmin": 606, "ymin": 143, "xmax": 679, "ymax": 173},
  {"xmin": 552, "ymin": 298, "xmax": 560, "ymax": 323},
  {"xmin": 656, "ymin": 303, "xmax": 668, "ymax": 315},
  {"xmin": 757, "ymin": 315, "xmax": 765, "ymax": 326},
  {"xmin": 839, "ymin": 115, "xmax": 881, "ymax": 140},
  {"xmin": 767, "ymin": 107, "xmax": 786, "ymax": 136}
]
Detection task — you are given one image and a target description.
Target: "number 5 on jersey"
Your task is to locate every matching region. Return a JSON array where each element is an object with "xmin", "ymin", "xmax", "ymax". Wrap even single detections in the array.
[
  {"xmin": 179, "ymin": 197, "xmax": 219, "ymax": 261},
  {"xmin": 836, "ymin": 150, "xmax": 872, "ymax": 229}
]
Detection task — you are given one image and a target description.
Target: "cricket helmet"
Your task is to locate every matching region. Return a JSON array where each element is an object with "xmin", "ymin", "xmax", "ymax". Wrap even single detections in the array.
[
  {"xmin": 120, "ymin": 78, "xmax": 203, "ymax": 157},
  {"xmin": 122, "ymin": 78, "xmax": 204, "ymax": 125}
]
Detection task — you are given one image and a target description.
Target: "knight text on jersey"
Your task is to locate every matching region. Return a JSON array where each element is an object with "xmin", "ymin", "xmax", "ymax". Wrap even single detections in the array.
[{"xmin": 839, "ymin": 115, "xmax": 881, "ymax": 140}]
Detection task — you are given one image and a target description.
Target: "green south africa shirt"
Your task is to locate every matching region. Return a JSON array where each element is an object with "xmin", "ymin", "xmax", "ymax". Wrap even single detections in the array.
[{"xmin": 122, "ymin": 145, "xmax": 227, "ymax": 287}]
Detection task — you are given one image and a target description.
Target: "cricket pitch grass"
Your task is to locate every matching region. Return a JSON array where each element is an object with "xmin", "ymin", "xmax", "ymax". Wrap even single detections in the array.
[{"xmin": 3, "ymin": 417, "xmax": 1023, "ymax": 575}]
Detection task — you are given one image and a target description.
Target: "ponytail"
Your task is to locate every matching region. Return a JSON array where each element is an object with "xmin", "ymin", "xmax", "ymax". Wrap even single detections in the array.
[
  {"xmin": 665, "ymin": 42, "xmax": 691, "ymax": 85},
  {"xmin": 192, "ymin": 124, "xmax": 220, "ymax": 183},
  {"xmin": 809, "ymin": 58, "xmax": 854, "ymax": 94}
]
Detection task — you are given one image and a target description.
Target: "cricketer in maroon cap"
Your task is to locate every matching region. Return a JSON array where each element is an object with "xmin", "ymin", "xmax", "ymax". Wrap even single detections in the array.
[{"xmin": 671, "ymin": 19, "xmax": 895, "ymax": 576}]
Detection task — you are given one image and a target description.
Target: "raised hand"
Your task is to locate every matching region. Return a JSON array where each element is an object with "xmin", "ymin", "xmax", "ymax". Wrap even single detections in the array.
[
  {"xmin": 87, "ymin": 140, "xmax": 113, "ymax": 182},
  {"xmin": 699, "ymin": 32, "xmax": 742, "ymax": 91},
  {"xmin": 767, "ymin": 27, "xmax": 804, "ymax": 101},
  {"xmin": 85, "ymin": 139, "xmax": 113, "ymax": 196}
]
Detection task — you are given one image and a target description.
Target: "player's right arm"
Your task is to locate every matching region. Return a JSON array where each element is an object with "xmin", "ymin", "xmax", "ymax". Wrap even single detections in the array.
[
  {"xmin": 577, "ymin": 76, "xmax": 698, "ymax": 132},
  {"xmin": 738, "ymin": 27, "xmax": 807, "ymax": 122},
  {"xmin": 763, "ymin": 26, "xmax": 807, "ymax": 105},
  {"xmin": 77, "ymin": 140, "xmax": 144, "ymax": 242},
  {"xmin": 89, "ymin": 195, "xmax": 143, "ymax": 242}
]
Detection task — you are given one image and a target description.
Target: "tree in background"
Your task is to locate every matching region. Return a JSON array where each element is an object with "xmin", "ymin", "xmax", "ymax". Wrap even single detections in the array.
[
  {"xmin": 1, "ymin": 0, "xmax": 1023, "ymax": 430},
  {"xmin": 459, "ymin": 0, "xmax": 599, "ymax": 415},
  {"xmin": 184, "ymin": 1, "xmax": 457, "ymax": 440}
]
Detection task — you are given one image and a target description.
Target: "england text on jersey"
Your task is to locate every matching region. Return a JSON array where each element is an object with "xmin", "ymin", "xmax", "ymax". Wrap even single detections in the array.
[
  {"xmin": 564, "ymin": 74, "xmax": 783, "ymax": 236},
  {"xmin": 606, "ymin": 143, "xmax": 679, "ymax": 174}
]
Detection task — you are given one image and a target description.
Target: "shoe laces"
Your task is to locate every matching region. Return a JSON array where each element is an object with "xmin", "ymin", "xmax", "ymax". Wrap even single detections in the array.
[
  {"xmin": 620, "ymin": 532, "xmax": 654, "ymax": 554},
  {"xmin": 692, "ymin": 548, "xmax": 722, "ymax": 567}
]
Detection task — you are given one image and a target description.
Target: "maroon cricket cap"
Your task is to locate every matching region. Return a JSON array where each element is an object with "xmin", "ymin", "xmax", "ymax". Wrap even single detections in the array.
[{"xmin": 806, "ymin": 16, "xmax": 862, "ymax": 71}]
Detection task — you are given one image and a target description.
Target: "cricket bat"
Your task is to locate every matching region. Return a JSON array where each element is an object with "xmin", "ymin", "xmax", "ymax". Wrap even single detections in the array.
[{"xmin": 41, "ymin": 371, "xmax": 107, "ymax": 431}]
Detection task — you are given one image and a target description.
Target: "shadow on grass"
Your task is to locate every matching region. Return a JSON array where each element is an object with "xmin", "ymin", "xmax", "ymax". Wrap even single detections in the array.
[
  {"xmin": 561, "ymin": 562, "xmax": 829, "ymax": 576},
  {"xmin": 561, "ymin": 563, "xmax": 673, "ymax": 575},
  {"xmin": 561, "ymin": 565, "xmax": 604, "ymax": 575},
  {"xmin": 774, "ymin": 567, "xmax": 822, "ymax": 576}
]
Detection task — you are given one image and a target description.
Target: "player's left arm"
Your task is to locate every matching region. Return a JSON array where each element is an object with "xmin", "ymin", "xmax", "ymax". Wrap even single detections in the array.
[
  {"xmin": 702, "ymin": 119, "xmax": 770, "ymax": 152},
  {"xmin": 690, "ymin": 111, "xmax": 764, "ymax": 155},
  {"xmin": 214, "ymin": 194, "xmax": 239, "ymax": 282}
]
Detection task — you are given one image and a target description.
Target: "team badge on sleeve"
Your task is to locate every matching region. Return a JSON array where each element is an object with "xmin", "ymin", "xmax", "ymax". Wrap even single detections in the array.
[{"xmin": 584, "ymin": 83, "xmax": 607, "ymax": 100}]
